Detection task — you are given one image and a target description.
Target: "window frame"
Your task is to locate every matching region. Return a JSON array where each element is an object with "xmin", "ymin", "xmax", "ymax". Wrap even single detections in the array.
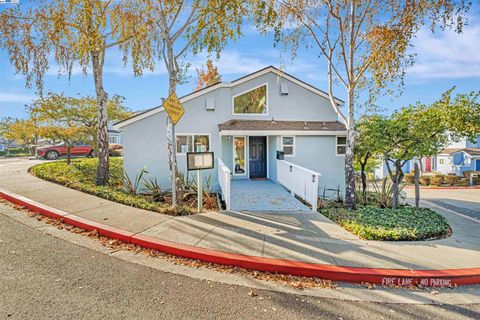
[
  {"xmin": 176, "ymin": 133, "xmax": 211, "ymax": 155},
  {"xmin": 439, "ymin": 158, "xmax": 445, "ymax": 165},
  {"xmin": 336, "ymin": 136, "xmax": 347, "ymax": 156},
  {"xmin": 232, "ymin": 136, "xmax": 247, "ymax": 176},
  {"xmin": 281, "ymin": 136, "xmax": 295, "ymax": 157},
  {"xmin": 231, "ymin": 83, "xmax": 269, "ymax": 116}
]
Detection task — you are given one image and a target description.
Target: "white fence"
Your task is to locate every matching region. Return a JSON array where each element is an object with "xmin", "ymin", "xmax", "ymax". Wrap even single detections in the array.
[
  {"xmin": 217, "ymin": 158, "xmax": 231, "ymax": 211},
  {"xmin": 277, "ymin": 160, "xmax": 321, "ymax": 212}
]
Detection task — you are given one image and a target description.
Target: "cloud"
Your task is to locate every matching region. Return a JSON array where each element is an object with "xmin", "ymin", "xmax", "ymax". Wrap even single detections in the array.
[
  {"xmin": 407, "ymin": 18, "xmax": 480, "ymax": 79},
  {"xmin": 0, "ymin": 92, "xmax": 34, "ymax": 103}
]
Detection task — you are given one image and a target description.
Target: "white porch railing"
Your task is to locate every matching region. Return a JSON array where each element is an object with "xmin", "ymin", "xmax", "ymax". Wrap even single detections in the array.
[
  {"xmin": 217, "ymin": 158, "xmax": 231, "ymax": 211},
  {"xmin": 277, "ymin": 160, "xmax": 321, "ymax": 212}
]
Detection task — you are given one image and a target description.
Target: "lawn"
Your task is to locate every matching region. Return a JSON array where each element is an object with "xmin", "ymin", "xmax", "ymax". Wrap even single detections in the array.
[
  {"xmin": 30, "ymin": 158, "xmax": 197, "ymax": 216},
  {"xmin": 320, "ymin": 205, "xmax": 450, "ymax": 241}
]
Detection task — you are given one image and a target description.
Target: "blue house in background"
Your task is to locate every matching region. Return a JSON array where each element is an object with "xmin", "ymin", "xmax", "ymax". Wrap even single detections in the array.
[
  {"xmin": 374, "ymin": 135, "xmax": 480, "ymax": 179},
  {"xmin": 451, "ymin": 148, "xmax": 480, "ymax": 175},
  {"xmin": 115, "ymin": 66, "xmax": 347, "ymax": 211}
]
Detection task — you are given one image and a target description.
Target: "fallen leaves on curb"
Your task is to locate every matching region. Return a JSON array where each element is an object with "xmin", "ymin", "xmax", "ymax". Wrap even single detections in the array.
[{"xmin": 1, "ymin": 198, "xmax": 336, "ymax": 290}]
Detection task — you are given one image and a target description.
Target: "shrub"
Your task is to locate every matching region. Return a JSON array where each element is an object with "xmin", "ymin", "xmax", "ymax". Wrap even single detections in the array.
[
  {"xmin": 30, "ymin": 158, "xmax": 195, "ymax": 216},
  {"xmin": 419, "ymin": 176, "xmax": 431, "ymax": 186},
  {"xmin": 457, "ymin": 178, "xmax": 469, "ymax": 186},
  {"xmin": 321, "ymin": 206, "xmax": 450, "ymax": 241},
  {"xmin": 444, "ymin": 175, "xmax": 459, "ymax": 186},
  {"xmin": 404, "ymin": 173, "xmax": 415, "ymax": 184},
  {"xmin": 430, "ymin": 175, "xmax": 444, "ymax": 186}
]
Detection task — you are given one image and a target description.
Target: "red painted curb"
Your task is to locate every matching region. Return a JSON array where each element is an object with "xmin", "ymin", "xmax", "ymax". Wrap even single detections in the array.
[
  {"xmin": 1, "ymin": 186, "xmax": 480, "ymax": 287},
  {"xmin": 404, "ymin": 185, "xmax": 480, "ymax": 190}
]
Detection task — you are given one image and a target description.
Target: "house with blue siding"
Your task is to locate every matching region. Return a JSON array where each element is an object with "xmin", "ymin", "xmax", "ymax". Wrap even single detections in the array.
[
  {"xmin": 375, "ymin": 136, "xmax": 480, "ymax": 179},
  {"xmin": 115, "ymin": 66, "xmax": 347, "ymax": 211}
]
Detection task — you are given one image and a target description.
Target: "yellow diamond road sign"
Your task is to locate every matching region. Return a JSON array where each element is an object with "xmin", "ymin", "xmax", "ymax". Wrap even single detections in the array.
[{"xmin": 163, "ymin": 92, "xmax": 185, "ymax": 125}]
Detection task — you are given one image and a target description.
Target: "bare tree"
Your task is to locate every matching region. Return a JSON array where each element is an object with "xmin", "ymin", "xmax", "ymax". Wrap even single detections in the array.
[
  {"xmin": 146, "ymin": 0, "xmax": 246, "ymax": 207},
  {"xmin": 253, "ymin": 0, "xmax": 470, "ymax": 209}
]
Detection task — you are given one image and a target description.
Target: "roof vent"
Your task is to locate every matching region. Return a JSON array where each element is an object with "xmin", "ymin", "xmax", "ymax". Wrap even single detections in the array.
[
  {"xmin": 280, "ymin": 81, "xmax": 289, "ymax": 95},
  {"xmin": 206, "ymin": 97, "xmax": 215, "ymax": 111}
]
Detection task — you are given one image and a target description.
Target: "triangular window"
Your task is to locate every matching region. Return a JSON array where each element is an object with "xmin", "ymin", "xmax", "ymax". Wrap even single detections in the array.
[{"xmin": 233, "ymin": 84, "xmax": 267, "ymax": 114}]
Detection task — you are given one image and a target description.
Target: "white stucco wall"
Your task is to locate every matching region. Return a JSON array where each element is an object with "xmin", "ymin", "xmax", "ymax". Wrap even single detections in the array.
[{"xmin": 120, "ymin": 70, "xmax": 345, "ymax": 194}]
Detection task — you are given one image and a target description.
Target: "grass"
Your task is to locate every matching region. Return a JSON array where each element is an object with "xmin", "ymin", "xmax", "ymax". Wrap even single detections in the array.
[
  {"xmin": 30, "ymin": 158, "xmax": 195, "ymax": 216},
  {"xmin": 320, "ymin": 205, "xmax": 450, "ymax": 241}
]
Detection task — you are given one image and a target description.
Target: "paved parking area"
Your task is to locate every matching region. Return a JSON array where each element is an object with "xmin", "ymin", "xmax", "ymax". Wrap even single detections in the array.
[{"xmin": 405, "ymin": 188, "xmax": 480, "ymax": 219}]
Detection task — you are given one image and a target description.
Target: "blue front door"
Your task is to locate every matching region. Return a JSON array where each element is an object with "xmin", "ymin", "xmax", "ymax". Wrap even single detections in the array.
[
  {"xmin": 476, "ymin": 159, "xmax": 480, "ymax": 171},
  {"xmin": 249, "ymin": 136, "xmax": 267, "ymax": 179}
]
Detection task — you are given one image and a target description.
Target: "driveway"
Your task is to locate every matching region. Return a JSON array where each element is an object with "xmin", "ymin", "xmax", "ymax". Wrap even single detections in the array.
[{"xmin": 405, "ymin": 188, "xmax": 480, "ymax": 220}]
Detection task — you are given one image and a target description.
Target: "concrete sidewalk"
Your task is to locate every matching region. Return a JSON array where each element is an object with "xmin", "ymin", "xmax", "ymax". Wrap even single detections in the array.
[{"xmin": 1, "ymin": 158, "xmax": 479, "ymax": 272}]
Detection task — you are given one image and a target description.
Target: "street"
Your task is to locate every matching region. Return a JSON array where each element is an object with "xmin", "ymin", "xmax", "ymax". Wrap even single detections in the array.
[{"xmin": 1, "ymin": 203, "xmax": 479, "ymax": 320}]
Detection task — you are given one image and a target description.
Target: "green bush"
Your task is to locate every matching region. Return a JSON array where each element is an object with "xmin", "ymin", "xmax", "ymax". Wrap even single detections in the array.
[
  {"xmin": 30, "ymin": 158, "xmax": 195, "ymax": 216},
  {"xmin": 320, "ymin": 206, "xmax": 450, "ymax": 241}
]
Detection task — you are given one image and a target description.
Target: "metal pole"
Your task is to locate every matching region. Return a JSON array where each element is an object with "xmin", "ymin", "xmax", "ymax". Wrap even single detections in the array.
[
  {"xmin": 171, "ymin": 122, "xmax": 177, "ymax": 207},
  {"xmin": 197, "ymin": 169, "xmax": 203, "ymax": 213},
  {"xmin": 414, "ymin": 157, "xmax": 420, "ymax": 209}
]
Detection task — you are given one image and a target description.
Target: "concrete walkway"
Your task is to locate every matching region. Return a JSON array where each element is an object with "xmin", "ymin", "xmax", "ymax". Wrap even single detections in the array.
[
  {"xmin": 1, "ymin": 158, "xmax": 479, "ymax": 272},
  {"xmin": 230, "ymin": 180, "xmax": 310, "ymax": 212}
]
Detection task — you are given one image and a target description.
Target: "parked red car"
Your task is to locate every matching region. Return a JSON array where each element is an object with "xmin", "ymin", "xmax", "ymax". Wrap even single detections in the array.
[{"xmin": 36, "ymin": 143, "xmax": 94, "ymax": 160}]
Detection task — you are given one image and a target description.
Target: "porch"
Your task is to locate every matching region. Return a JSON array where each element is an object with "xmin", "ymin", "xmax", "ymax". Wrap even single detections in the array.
[
  {"xmin": 230, "ymin": 179, "xmax": 310, "ymax": 212},
  {"xmin": 218, "ymin": 158, "xmax": 321, "ymax": 212}
]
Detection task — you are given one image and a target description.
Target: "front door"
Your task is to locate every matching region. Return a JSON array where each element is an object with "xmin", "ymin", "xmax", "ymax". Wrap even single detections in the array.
[
  {"xmin": 425, "ymin": 157, "xmax": 432, "ymax": 172},
  {"xmin": 249, "ymin": 136, "xmax": 267, "ymax": 179}
]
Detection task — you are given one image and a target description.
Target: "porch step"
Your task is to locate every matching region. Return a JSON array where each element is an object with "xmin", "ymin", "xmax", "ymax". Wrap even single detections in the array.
[{"xmin": 230, "ymin": 180, "xmax": 311, "ymax": 212}]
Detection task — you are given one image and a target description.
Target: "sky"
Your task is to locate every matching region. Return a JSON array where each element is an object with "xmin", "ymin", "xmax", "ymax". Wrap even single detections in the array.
[{"xmin": 0, "ymin": 3, "xmax": 479, "ymax": 120}]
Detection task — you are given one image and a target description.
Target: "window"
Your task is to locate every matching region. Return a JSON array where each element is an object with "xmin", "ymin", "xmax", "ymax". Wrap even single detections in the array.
[
  {"xmin": 281, "ymin": 136, "xmax": 295, "ymax": 156},
  {"xmin": 193, "ymin": 135, "xmax": 209, "ymax": 152},
  {"xmin": 176, "ymin": 134, "xmax": 209, "ymax": 154},
  {"xmin": 233, "ymin": 136, "xmax": 246, "ymax": 175},
  {"xmin": 439, "ymin": 158, "xmax": 445, "ymax": 165},
  {"xmin": 336, "ymin": 136, "xmax": 346, "ymax": 155},
  {"xmin": 108, "ymin": 135, "xmax": 119, "ymax": 144},
  {"xmin": 233, "ymin": 84, "xmax": 267, "ymax": 114}
]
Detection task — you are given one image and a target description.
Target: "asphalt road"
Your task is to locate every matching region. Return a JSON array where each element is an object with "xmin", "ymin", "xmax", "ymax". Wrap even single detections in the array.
[
  {"xmin": 1, "ymin": 205, "xmax": 480, "ymax": 320},
  {"xmin": 405, "ymin": 188, "xmax": 480, "ymax": 219}
]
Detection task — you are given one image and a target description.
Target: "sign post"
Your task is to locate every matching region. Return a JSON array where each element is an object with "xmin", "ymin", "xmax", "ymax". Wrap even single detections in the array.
[
  {"xmin": 163, "ymin": 92, "xmax": 185, "ymax": 207},
  {"xmin": 187, "ymin": 152, "xmax": 214, "ymax": 213},
  {"xmin": 197, "ymin": 169, "xmax": 202, "ymax": 213}
]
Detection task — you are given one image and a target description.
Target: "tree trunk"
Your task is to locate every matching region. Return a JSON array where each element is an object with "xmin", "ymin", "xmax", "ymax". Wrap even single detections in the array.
[
  {"xmin": 391, "ymin": 162, "xmax": 405, "ymax": 208},
  {"xmin": 344, "ymin": 90, "xmax": 356, "ymax": 210},
  {"xmin": 414, "ymin": 159, "xmax": 420, "ymax": 208},
  {"xmin": 392, "ymin": 177, "xmax": 399, "ymax": 208},
  {"xmin": 165, "ymin": 41, "xmax": 181, "ymax": 207},
  {"xmin": 92, "ymin": 49, "xmax": 110, "ymax": 186},
  {"xmin": 361, "ymin": 162, "xmax": 367, "ymax": 200},
  {"xmin": 5, "ymin": 142, "xmax": 11, "ymax": 156},
  {"xmin": 66, "ymin": 145, "xmax": 72, "ymax": 165}
]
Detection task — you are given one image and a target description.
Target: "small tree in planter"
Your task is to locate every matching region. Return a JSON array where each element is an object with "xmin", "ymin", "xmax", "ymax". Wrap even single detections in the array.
[{"xmin": 365, "ymin": 89, "xmax": 480, "ymax": 207}]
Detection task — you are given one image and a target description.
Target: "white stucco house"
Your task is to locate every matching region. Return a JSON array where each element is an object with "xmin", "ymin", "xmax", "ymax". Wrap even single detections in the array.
[{"xmin": 115, "ymin": 66, "xmax": 347, "ymax": 211}]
